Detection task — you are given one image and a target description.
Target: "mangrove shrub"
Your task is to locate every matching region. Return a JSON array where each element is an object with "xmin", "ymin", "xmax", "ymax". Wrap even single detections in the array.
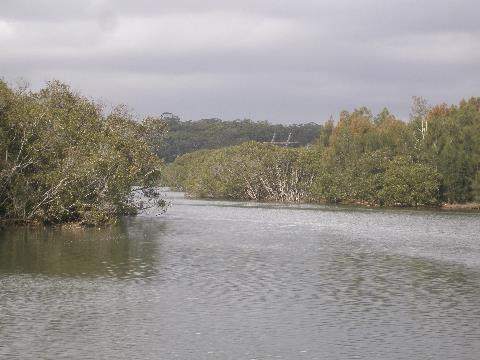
[{"xmin": 0, "ymin": 80, "xmax": 166, "ymax": 225}]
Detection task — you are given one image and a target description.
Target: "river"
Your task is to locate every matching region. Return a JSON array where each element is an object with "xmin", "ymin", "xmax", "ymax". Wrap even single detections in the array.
[{"xmin": 1, "ymin": 191, "xmax": 480, "ymax": 359}]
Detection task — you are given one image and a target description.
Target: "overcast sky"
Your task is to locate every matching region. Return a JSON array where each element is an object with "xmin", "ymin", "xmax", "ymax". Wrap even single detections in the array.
[{"xmin": 1, "ymin": 0, "xmax": 479, "ymax": 123}]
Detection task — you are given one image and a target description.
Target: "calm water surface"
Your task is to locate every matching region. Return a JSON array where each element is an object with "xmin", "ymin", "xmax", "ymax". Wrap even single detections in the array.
[{"xmin": 1, "ymin": 192, "xmax": 480, "ymax": 359}]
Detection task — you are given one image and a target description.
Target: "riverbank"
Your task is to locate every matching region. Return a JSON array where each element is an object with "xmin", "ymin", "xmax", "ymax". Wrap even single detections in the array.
[
  {"xmin": 181, "ymin": 190, "xmax": 480, "ymax": 212},
  {"xmin": 441, "ymin": 202, "xmax": 480, "ymax": 210}
]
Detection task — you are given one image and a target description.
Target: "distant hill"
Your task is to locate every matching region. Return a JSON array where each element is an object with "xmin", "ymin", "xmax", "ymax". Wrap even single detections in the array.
[{"xmin": 157, "ymin": 115, "xmax": 321, "ymax": 162}]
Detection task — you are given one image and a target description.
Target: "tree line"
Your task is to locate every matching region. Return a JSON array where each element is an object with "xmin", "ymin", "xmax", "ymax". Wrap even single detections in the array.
[
  {"xmin": 157, "ymin": 116, "xmax": 321, "ymax": 162},
  {"xmin": 2, "ymin": 78, "xmax": 478, "ymax": 227},
  {"xmin": 163, "ymin": 98, "xmax": 480, "ymax": 207},
  {"xmin": 0, "ymin": 80, "xmax": 167, "ymax": 225}
]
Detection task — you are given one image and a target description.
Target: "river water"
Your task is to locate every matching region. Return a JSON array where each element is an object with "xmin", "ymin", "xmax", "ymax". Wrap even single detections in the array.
[{"xmin": 1, "ymin": 191, "xmax": 480, "ymax": 359}]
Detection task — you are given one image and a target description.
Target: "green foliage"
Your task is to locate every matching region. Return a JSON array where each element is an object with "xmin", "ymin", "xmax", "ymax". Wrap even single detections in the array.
[
  {"xmin": 412, "ymin": 99, "xmax": 480, "ymax": 203},
  {"xmin": 165, "ymin": 99, "xmax": 480, "ymax": 207},
  {"xmin": 0, "ymin": 80, "xmax": 165, "ymax": 225},
  {"xmin": 379, "ymin": 157, "xmax": 439, "ymax": 206},
  {"xmin": 157, "ymin": 117, "xmax": 322, "ymax": 162},
  {"xmin": 165, "ymin": 142, "xmax": 313, "ymax": 201}
]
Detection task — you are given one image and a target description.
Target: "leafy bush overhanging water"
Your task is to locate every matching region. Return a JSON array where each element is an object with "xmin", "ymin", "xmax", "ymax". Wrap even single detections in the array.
[{"xmin": 0, "ymin": 80, "xmax": 167, "ymax": 225}]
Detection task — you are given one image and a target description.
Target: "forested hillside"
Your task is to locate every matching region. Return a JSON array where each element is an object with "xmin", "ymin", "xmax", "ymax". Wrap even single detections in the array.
[
  {"xmin": 157, "ymin": 116, "xmax": 321, "ymax": 162},
  {"xmin": 163, "ymin": 99, "xmax": 480, "ymax": 207}
]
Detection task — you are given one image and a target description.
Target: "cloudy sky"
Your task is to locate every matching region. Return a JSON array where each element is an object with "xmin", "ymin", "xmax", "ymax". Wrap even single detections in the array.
[{"xmin": 1, "ymin": 0, "xmax": 479, "ymax": 123}]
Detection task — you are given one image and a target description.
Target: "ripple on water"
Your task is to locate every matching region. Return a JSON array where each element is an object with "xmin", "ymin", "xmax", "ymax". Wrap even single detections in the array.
[{"xmin": 1, "ymin": 193, "xmax": 480, "ymax": 359}]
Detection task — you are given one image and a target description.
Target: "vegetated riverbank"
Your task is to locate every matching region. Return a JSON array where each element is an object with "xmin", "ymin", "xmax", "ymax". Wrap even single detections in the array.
[
  {"xmin": 441, "ymin": 202, "xmax": 480, "ymax": 210},
  {"xmin": 163, "ymin": 97, "xmax": 480, "ymax": 209},
  {"xmin": 0, "ymin": 80, "xmax": 167, "ymax": 226},
  {"xmin": 176, "ymin": 187, "xmax": 480, "ymax": 212},
  {"xmin": 3, "ymin": 78, "xmax": 479, "ymax": 222}
]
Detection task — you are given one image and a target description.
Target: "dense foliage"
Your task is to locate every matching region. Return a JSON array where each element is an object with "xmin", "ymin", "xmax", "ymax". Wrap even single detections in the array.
[
  {"xmin": 157, "ymin": 116, "xmax": 321, "ymax": 162},
  {"xmin": 164, "ymin": 99, "xmax": 480, "ymax": 207},
  {"xmin": 163, "ymin": 142, "xmax": 313, "ymax": 202},
  {"xmin": 0, "ymin": 80, "xmax": 166, "ymax": 225}
]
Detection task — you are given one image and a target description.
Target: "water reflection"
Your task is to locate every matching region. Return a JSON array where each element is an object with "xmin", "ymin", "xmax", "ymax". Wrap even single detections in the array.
[
  {"xmin": 1, "ymin": 193, "xmax": 480, "ymax": 360},
  {"xmin": 0, "ymin": 217, "xmax": 166, "ymax": 279}
]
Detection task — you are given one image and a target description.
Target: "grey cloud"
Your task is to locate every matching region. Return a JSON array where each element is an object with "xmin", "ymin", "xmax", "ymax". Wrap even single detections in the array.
[{"xmin": 1, "ymin": 0, "xmax": 479, "ymax": 123}]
